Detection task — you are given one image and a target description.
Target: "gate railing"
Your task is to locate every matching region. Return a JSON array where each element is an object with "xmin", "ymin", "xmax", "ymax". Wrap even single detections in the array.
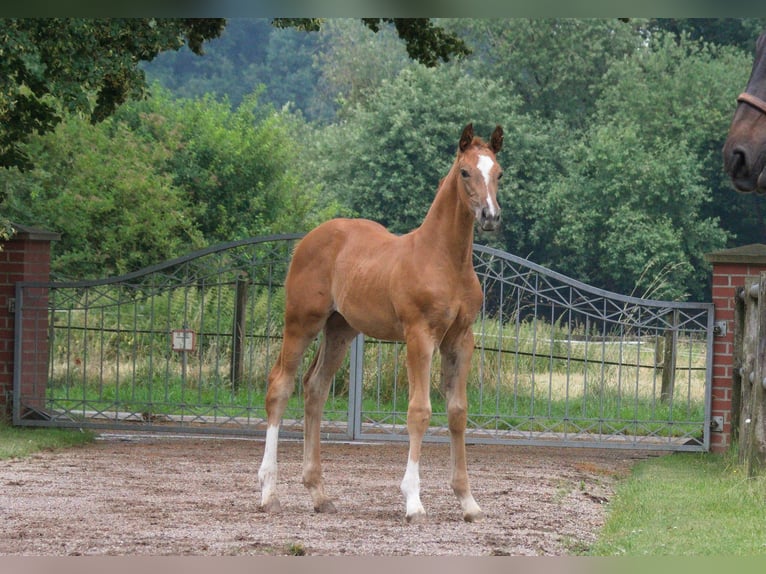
[{"xmin": 14, "ymin": 236, "xmax": 714, "ymax": 451}]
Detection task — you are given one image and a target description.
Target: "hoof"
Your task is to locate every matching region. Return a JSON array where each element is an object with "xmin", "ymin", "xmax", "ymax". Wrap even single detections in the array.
[
  {"xmin": 259, "ymin": 498, "xmax": 282, "ymax": 513},
  {"xmin": 463, "ymin": 509, "xmax": 484, "ymax": 523},
  {"xmin": 314, "ymin": 500, "xmax": 337, "ymax": 514},
  {"xmin": 405, "ymin": 511, "xmax": 428, "ymax": 525}
]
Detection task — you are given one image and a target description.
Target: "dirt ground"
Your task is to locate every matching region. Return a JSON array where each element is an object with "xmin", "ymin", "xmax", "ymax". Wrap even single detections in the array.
[{"xmin": 0, "ymin": 432, "xmax": 658, "ymax": 556}]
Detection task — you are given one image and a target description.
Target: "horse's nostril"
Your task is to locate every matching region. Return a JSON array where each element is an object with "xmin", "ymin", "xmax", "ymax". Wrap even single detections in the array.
[
  {"xmin": 725, "ymin": 145, "xmax": 750, "ymax": 180},
  {"xmin": 732, "ymin": 148, "xmax": 748, "ymax": 175}
]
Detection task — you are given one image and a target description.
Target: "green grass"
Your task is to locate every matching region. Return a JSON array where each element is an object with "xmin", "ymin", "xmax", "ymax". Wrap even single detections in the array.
[
  {"xmin": 48, "ymin": 379, "xmax": 704, "ymax": 440},
  {"xmin": 588, "ymin": 448, "xmax": 766, "ymax": 556},
  {"xmin": 0, "ymin": 421, "xmax": 96, "ymax": 460}
]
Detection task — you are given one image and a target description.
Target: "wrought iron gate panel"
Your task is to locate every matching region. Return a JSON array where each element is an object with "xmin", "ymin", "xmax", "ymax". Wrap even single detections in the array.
[
  {"xmin": 354, "ymin": 245, "xmax": 713, "ymax": 451},
  {"xmin": 14, "ymin": 237, "xmax": 713, "ymax": 451},
  {"xmin": 14, "ymin": 234, "xmax": 353, "ymax": 438}
]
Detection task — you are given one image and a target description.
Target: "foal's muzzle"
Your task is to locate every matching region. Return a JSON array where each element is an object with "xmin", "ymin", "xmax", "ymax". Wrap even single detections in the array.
[{"xmin": 479, "ymin": 207, "xmax": 501, "ymax": 231}]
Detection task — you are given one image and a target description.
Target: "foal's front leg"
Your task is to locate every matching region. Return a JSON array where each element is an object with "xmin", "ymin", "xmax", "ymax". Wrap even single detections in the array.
[
  {"xmin": 401, "ymin": 332, "xmax": 434, "ymax": 523},
  {"xmin": 441, "ymin": 327, "xmax": 483, "ymax": 522}
]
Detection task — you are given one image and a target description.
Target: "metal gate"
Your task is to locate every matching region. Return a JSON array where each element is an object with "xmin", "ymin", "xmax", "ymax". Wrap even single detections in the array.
[{"xmin": 14, "ymin": 236, "xmax": 713, "ymax": 451}]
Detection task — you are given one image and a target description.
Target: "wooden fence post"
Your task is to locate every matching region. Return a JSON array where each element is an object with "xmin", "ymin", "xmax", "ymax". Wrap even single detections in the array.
[{"xmin": 739, "ymin": 274, "xmax": 766, "ymax": 476}]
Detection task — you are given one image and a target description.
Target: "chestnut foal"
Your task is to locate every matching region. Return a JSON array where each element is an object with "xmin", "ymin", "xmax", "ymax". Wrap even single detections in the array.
[{"xmin": 258, "ymin": 123, "xmax": 503, "ymax": 523}]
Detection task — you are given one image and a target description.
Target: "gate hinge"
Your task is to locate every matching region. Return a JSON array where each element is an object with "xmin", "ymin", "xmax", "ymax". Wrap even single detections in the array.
[
  {"xmin": 7, "ymin": 297, "xmax": 14, "ymax": 313},
  {"xmin": 713, "ymin": 321, "xmax": 727, "ymax": 337}
]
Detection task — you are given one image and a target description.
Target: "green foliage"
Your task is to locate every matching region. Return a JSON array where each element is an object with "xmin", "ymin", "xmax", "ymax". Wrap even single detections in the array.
[
  {"xmin": 537, "ymin": 121, "xmax": 727, "ymax": 300},
  {"xmin": 142, "ymin": 19, "xmax": 323, "ymax": 117},
  {"xmin": 1, "ymin": 113, "xmax": 204, "ymax": 278},
  {"xmin": 276, "ymin": 18, "xmax": 469, "ymax": 67},
  {"xmin": 449, "ymin": 18, "xmax": 644, "ymax": 127},
  {"xmin": 648, "ymin": 17, "xmax": 766, "ymax": 52},
  {"xmin": 529, "ymin": 33, "xmax": 745, "ymax": 300},
  {"xmin": 0, "ymin": 18, "xmax": 224, "ymax": 172},
  {"xmin": 310, "ymin": 19, "xmax": 411, "ymax": 121},
  {"xmin": 120, "ymin": 87, "xmax": 331, "ymax": 242},
  {"xmin": 595, "ymin": 31, "xmax": 764, "ymax": 251},
  {"xmin": 360, "ymin": 18, "xmax": 470, "ymax": 67},
  {"xmin": 4, "ymin": 19, "xmax": 764, "ymax": 302},
  {"xmin": 3, "ymin": 86, "xmax": 332, "ymax": 278}
]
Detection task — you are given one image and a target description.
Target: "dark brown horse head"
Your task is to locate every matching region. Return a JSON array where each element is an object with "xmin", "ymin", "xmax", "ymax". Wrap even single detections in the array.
[
  {"xmin": 723, "ymin": 32, "xmax": 766, "ymax": 194},
  {"xmin": 456, "ymin": 123, "xmax": 504, "ymax": 231}
]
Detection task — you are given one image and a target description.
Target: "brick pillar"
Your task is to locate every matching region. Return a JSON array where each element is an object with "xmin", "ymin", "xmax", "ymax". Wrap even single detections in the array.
[
  {"xmin": 705, "ymin": 244, "xmax": 766, "ymax": 453},
  {"xmin": 0, "ymin": 224, "xmax": 60, "ymax": 421}
]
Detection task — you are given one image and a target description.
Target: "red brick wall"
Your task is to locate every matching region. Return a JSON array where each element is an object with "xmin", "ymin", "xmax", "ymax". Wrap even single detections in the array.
[
  {"xmin": 0, "ymin": 227, "xmax": 58, "ymax": 420},
  {"xmin": 706, "ymin": 245, "xmax": 766, "ymax": 453}
]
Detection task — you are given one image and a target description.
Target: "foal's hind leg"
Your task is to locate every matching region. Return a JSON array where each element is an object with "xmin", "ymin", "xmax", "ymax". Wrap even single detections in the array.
[
  {"xmin": 302, "ymin": 312, "xmax": 358, "ymax": 513},
  {"xmin": 440, "ymin": 325, "xmax": 483, "ymax": 522},
  {"xmin": 258, "ymin": 325, "xmax": 317, "ymax": 513}
]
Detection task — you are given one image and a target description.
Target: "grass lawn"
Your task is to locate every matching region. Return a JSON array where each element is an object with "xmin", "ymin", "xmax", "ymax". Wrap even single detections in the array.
[
  {"xmin": 589, "ymin": 448, "xmax": 766, "ymax": 556},
  {"xmin": 0, "ymin": 422, "xmax": 96, "ymax": 460}
]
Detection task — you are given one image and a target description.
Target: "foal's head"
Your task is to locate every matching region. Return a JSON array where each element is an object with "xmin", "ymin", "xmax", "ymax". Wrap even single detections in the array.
[{"xmin": 455, "ymin": 123, "xmax": 504, "ymax": 231}]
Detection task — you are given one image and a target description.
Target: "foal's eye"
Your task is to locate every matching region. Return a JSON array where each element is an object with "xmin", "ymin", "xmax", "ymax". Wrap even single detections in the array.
[{"xmin": 460, "ymin": 169, "xmax": 470, "ymax": 178}]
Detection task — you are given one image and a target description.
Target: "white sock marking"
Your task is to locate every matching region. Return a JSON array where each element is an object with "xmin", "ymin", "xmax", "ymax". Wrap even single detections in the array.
[
  {"xmin": 258, "ymin": 424, "xmax": 280, "ymax": 502},
  {"xmin": 400, "ymin": 458, "xmax": 424, "ymax": 517}
]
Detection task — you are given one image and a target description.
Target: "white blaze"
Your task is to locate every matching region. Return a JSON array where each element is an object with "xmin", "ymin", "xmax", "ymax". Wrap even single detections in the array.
[{"xmin": 476, "ymin": 154, "xmax": 498, "ymax": 217}]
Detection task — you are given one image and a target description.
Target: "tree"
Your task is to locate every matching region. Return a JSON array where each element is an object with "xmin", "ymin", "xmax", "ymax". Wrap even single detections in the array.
[
  {"xmin": 310, "ymin": 19, "xmax": 411, "ymax": 121},
  {"xmin": 534, "ymin": 120, "xmax": 727, "ymax": 301},
  {"xmin": 2, "ymin": 86, "xmax": 334, "ymax": 279},
  {"xmin": 647, "ymin": 18, "xmax": 765, "ymax": 52},
  {"xmin": 141, "ymin": 19, "xmax": 322, "ymax": 115},
  {"xmin": 593, "ymin": 31, "xmax": 762, "ymax": 262},
  {"xmin": 143, "ymin": 18, "xmax": 470, "ymax": 124},
  {"xmin": 447, "ymin": 19, "xmax": 643, "ymax": 128},
  {"xmin": 274, "ymin": 18, "xmax": 469, "ymax": 67},
  {"xmin": 0, "ymin": 113, "xmax": 204, "ymax": 278},
  {"xmin": 0, "ymin": 18, "xmax": 225, "ymax": 173},
  {"xmin": 118, "ymin": 87, "xmax": 334, "ymax": 244}
]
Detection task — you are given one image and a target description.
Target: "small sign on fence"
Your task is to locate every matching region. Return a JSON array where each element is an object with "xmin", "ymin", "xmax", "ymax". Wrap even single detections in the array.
[{"xmin": 171, "ymin": 329, "xmax": 195, "ymax": 352}]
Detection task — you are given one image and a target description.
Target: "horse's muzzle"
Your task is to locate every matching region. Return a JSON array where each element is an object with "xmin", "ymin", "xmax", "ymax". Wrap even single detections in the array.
[{"xmin": 724, "ymin": 144, "xmax": 766, "ymax": 193}]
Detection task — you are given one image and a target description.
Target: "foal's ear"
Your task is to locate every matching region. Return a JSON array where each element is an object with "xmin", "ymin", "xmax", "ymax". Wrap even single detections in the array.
[
  {"xmin": 490, "ymin": 125, "xmax": 504, "ymax": 153},
  {"xmin": 459, "ymin": 123, "xmax": 474, "ymax": 152}
]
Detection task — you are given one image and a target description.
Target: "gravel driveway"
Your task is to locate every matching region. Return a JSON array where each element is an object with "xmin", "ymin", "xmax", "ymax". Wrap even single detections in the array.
[{"xmin": 0, "ymin": 433, "xmax": 654, "ymax": 556}]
